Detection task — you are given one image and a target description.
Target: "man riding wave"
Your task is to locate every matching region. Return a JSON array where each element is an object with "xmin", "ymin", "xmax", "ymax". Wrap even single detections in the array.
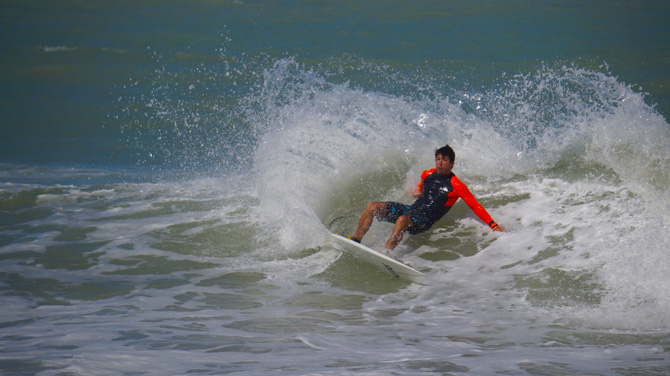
[{"xmin": 349, "ymin": 144, "xmax": 504, "ymax": 252}]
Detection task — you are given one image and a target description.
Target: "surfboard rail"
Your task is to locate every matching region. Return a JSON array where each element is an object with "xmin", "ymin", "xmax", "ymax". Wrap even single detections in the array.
[{"xmin": 329, "ymin": 233, "xmax": 426, "ymax": 283}]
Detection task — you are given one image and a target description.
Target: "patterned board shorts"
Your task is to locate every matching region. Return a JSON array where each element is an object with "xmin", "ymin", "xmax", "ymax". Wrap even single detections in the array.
[{"xmin": 382, "ymin": 202, "xmax": 433, "ymax": 235}]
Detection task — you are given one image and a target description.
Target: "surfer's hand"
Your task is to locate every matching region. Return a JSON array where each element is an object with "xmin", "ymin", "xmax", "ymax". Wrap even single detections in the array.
[{"xmin": 493, "ymin": 225, "xmax": 505, "ymax": 232}]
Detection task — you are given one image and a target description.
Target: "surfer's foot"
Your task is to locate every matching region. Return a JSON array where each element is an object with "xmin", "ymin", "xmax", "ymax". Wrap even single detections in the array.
[
  {"xmin": 346, "ymin": 235, "xmax": 361, "ymax": 243},
  {"xmin": 381, "ymin": 248, "xmax": 394, "ymax": 256}
]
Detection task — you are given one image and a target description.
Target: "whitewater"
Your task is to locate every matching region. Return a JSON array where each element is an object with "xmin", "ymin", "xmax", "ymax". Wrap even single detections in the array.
[{"xmin": 2, "ymin": 58, "xmax": 669, "ymax": 375}]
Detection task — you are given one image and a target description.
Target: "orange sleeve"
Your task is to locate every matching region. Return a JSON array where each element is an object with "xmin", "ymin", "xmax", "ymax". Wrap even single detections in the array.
[
  {"xmin": 451, "ymin": 175, "xmax": 498, "ymax": 229},
  {"xmin": 413, "ymin": 168, "xmax": 436, "ymax": 197}
]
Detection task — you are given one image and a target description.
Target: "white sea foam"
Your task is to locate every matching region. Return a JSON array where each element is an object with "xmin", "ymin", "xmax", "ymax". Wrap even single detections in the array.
[
  {"xmin": 2, "ymin": 60, "xmax": 668, "ymax": 375},
  {"xmin": 41, "ymin": 46, "xmax": 78, "ymax": 52},
  {"xmin": 249, "ymin": 59, "xmax": 670, "ymax": 332}
]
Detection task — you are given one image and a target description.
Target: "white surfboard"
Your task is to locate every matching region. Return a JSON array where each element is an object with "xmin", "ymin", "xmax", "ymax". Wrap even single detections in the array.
[{"xmin": 329, "ymin": 233, "xmax": 426, "ymax": 283}]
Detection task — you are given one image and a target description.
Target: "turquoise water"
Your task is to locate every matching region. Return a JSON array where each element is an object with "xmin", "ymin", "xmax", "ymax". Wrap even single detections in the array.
[
  {"xmin": 2, "ymin": 1, "xmax": 668, "ymax": 166},
  {"xmin": 1, "ymin": 1, "xmax": 670, "ymax": 375}
]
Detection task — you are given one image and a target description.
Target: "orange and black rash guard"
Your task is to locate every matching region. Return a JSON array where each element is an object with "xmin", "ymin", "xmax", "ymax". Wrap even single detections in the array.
[{"xmin": 412, "ymin": 168, "xmax": 495, "ymax": 227}]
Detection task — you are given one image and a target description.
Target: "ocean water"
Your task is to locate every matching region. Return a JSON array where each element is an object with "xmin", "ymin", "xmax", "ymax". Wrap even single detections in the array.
[{"xmin": 2, "ymin": 1, "xmax": 670, "ymax": 375}]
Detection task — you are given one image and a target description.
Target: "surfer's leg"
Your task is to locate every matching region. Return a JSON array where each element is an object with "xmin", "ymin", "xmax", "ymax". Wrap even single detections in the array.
[
  {"xmin": 385, "ymin": 215, "xmax": 413, "ymax": 250},
  {"xmin": 353, "ymin": 202, "xmax": 387, "ymax": 242}
]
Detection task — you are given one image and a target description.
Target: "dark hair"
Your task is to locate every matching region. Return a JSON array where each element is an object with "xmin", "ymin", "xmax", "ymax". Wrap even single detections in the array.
[{"xmin": 435, "ymin": 144, "xmax": 455, "ymax": 163}]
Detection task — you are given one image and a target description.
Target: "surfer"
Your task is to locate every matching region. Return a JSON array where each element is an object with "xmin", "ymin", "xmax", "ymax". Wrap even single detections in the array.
[{"xmin": 349, "ymin": 144, "xmax": 504, "ymax": 252}]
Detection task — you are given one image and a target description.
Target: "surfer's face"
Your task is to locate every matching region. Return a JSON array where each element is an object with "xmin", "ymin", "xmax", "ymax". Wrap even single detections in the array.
[{"xmin": 435, "ymin": 154, "xmax": 454, "ymax": 175}]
